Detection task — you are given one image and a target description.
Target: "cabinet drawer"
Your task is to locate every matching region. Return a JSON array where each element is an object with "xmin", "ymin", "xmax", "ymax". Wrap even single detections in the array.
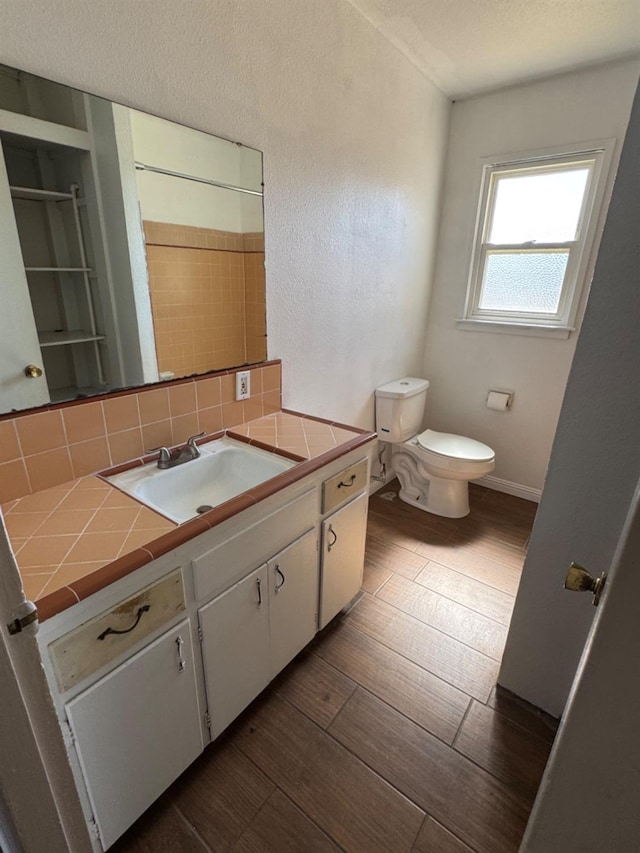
[
  {"xmin": 49, "ymin": 569, "xmax": 185, "ymax": 692},
  {"xmin": 192, "ymin": 488, "xmax": 316, "ymax": 602},
  {"xmin": 322, "ymin": 458, "xmax": 368, "ymax": 514}
]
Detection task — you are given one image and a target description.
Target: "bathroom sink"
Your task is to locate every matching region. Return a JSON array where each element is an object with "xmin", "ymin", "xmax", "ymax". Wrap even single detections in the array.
[{"xmin": 106, "ymin": 437, "xmax": 296, "ymax": 524}]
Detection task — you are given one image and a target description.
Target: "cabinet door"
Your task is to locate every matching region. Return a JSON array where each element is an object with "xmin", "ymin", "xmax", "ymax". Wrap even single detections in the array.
[
  {"xmin": 268, "ymin": 528, "xmax": 319, "ymax": 678},
  {"xmin": 65, "ymin": 619, "xmax": 203, "ymax": 850},
  {"xmin": 199, "ymin": 563, "xmax": 270, "ymax": 740},
  {"xmin": 320, "ymin": 492, "xmax": 368, "ymax": 628}
]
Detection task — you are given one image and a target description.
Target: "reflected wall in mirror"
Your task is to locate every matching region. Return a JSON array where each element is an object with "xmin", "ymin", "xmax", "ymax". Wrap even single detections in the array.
[{"xmin": 0, "ymin": 64, "xmax": 266, "ymax": 415}]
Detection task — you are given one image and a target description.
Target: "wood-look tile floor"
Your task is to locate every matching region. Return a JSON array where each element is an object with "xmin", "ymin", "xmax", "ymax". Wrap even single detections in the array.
[{"xmin": 113, "ymin": 481, "xmax": 557, "ymax": 853}]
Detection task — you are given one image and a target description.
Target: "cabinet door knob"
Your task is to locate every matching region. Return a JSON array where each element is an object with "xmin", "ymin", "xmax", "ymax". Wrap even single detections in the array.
[
  {"xmin": 256, "ymin": 577, "xmax": 263, "ymax": 606},
  {"xmin": 275, "ymin": 564, "xmax": 285, "ymax": 593},
  {"xmin": 24, "ymin": 364, "xmax": 43, "ymax": 378}
]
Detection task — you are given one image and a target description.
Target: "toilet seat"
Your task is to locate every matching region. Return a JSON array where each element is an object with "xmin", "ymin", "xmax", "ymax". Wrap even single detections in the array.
[{"xmin": 416, "ymin": 429, "xmax": 494, "ymax": 463}]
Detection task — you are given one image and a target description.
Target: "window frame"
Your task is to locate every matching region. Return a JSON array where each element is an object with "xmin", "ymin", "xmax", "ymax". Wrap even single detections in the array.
[{"xmin": 460, "ymin": 140, "xmax": 615, "ymax": 338}]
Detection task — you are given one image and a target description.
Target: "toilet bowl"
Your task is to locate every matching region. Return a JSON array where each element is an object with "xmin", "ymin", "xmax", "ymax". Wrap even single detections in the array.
[{"xmin": 375, "ymin": 378, "xmax": 495, "ymax": 518}]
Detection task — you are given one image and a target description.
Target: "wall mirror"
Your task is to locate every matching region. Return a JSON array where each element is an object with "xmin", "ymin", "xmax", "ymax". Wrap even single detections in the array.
[{"xmin": 0, "ymin": 63, "xmax": 266, "ymax": 415}]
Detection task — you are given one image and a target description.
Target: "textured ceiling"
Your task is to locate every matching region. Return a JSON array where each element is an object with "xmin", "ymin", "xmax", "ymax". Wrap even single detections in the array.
[{"xmin": 348, "ymin": 0, "xmax": 640, "ymax": 98}]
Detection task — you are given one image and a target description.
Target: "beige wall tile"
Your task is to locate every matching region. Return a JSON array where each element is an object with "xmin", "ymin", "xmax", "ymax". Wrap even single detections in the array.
[
  {"xmin": 141, "ymin": 420, "xmax": 173, "ymax": 450},
  {"xmin": 198, "ymin": 406, "xmax": 223, "ymax": 435},
  {"xmin": 262, "ymin": 364, "xmax": 281, "ymax": 393},
  {"xmin": 25, "ymin": 448, "xmax": 73, "ymax": 493},
  {"xmin": 168, "ymin": 382, "xmax": 197, "ymax": 417},
  {"xmin": 0, "ymin": 420, "xmax": 21, "ymax": 463},
  {"xmin": 0, "ymin": 459, "xmax": 31, "ymax": 503},
  {"xmin": 138, "ymin": 388, "xmax": 170, "ymax": 424},
  {"xmin": 196, "ymin": 377, "xmax": 221, "ymax": 409},
  {"xmin": 62, "ymin": 402, "xmax": 106, "ymax": 444},
  {"xmin": 103, "ymin": 395, "xmax": 140, "ymax": 433},
  {"xmin": 69, "ymin": 438, "xmax": 111, "ymax": 479},
  {"xmin": 108, "ymin": 428, "xmax": 144, "ymax": 466},
  {"xmin": 220, "ymin": 374, "xmax": 235, "ymax": 404},
  {"xmin": 222, "ymin": 401, "xmax": 245, "ymax": 428},
  {"xmin": 263, "ymin": 390, "xmax": 281, "ymax": 415},
  {"xmin": 171, "ymin": 413, "xmax": 200, "ymax": 444},
  {"xmin": 16, "ymin": 410, "xmax": 66, "ymax": 456}
]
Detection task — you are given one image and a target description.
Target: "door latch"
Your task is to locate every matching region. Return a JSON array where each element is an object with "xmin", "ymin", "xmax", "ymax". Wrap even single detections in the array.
[{"xmin": 564, "ymin": 562, "xmax": 607, "ymax": 606}]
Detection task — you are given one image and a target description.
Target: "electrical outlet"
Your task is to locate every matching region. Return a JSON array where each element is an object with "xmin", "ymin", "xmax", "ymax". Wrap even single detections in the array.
[{"xmin": 236, "ymin": 370, "xmax": 250, "ymax": 400}]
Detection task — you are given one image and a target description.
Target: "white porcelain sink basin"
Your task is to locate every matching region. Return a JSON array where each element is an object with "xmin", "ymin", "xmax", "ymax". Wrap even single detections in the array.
[{"xmin": 106, "ymin": 437, "xmax": 296, "ymax": 524}]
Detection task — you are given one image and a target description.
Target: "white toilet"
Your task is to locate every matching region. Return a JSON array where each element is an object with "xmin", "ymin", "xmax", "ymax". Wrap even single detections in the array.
[{"xmin": 375, "ymin": 377, "xmax": 495, "ymax": 518}]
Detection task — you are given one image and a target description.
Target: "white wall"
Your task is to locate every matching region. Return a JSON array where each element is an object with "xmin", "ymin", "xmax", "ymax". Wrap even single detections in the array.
[
  {"xmin": 0, "ymin": 0, "xmax": 450, "ymax": 432},
  {"xmin": 422, "ymin": 59, "xmax": 640, "ymax": 492},
  {"xmin": 500, "ymin": 75, "xmax": 640, "ymax": 718}
]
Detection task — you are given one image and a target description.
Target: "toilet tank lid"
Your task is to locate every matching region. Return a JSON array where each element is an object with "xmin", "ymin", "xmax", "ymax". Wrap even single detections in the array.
[{"xmin": 375, "ymin": 377, "xmax": 429, "ymax": 399}]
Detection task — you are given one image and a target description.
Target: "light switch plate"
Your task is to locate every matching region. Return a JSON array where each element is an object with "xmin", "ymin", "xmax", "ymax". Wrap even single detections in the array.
[{"xmin": 236, "ymin": 371, "xmax": 250, "ymax": 400}]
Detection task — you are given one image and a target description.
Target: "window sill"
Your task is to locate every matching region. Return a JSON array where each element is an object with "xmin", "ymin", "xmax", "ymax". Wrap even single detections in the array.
[{"xmin": 456, "ymin": 319, "xmax": 575, "ymax": 339}]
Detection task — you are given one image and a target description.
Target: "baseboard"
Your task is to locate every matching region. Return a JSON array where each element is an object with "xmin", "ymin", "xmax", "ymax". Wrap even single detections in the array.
[{"xmin": 476, "ymin": 474, "xmax": 542, "ymax": 503}]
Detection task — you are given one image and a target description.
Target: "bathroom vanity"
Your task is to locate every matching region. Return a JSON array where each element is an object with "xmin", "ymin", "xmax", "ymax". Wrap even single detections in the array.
[
  {"xmin": 31, "ymin": 429, "xmax": 374, "ymax": 850},
  {"xmin": 0, "ymin": 61, "xmax": 376, "ymax": 852}
]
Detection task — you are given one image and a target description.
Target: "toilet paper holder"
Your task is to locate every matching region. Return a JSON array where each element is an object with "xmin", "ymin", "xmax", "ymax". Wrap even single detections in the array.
[{"xmin": 486, "ymin": 390, "xmax": 513, "ymax": 411}]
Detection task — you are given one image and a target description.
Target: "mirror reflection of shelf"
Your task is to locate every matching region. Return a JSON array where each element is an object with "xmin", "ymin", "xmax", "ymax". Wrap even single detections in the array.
[
  {"xmin": 38, "ymin": 330, "xmax": 106, "ymax": 347},
  {"xmin": 9, "ymin": 179, "xmax": 107, "ymax": 399},
  {"xmin": 25, "ymin": 267, "xmax": 93, "ymax": 272}
]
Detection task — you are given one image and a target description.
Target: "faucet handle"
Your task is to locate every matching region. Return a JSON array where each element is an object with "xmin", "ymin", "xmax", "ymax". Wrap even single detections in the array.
[
  {"xmin": 146, "ymin": 446, "xmax": 172, "ymax": 465},
  {"xmin": 186, "ymin": 432, "xmax": 205, "ymax": 448}
]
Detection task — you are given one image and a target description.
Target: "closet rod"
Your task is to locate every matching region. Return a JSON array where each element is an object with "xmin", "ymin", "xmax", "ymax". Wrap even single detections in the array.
[{"xmin": 134, "ymin": 162, "xmax": 263, "ymax": 197}]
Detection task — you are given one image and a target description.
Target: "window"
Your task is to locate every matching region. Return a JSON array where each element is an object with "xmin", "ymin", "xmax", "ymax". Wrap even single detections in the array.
[{"xmin": 461, "ymin": 143, "xmax": 613, "ymax": 336}]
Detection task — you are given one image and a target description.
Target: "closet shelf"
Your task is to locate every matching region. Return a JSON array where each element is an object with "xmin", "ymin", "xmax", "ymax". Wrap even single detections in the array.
[
  {"xmin": 38, "ymin": 330, "xmax": 106, "ymax": 348},
  {"xmin": 9, "ymin": 185, "xmax": 74, "ymax": 202}
]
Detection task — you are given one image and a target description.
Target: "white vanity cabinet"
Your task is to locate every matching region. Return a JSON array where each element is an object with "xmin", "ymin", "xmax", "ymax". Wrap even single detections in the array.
[
  {"xmin": 39, "ymin": 442, "xmax": 375, "ymax": 850},
  {"xmin": 198, "ymin": 527, "xmax": 318, "ymax": 739},
  {"xmin": 319, "ymin": 458, "xmax": 369, "ymax": 628},
  {"xmin": 64, "ymin": 618, "xmax": 203, "ymax": 850}
]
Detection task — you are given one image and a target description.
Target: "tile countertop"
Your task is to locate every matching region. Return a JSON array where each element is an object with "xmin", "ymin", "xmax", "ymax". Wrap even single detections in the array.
[{"xmin": 1, "ymin": 411, "xmax": 375, "ymax": 622}]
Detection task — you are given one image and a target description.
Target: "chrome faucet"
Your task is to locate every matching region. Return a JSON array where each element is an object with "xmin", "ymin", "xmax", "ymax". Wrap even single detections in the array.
[{"xmin": 148, "ymin": 433, "xmax": 205, "ymax": 469}]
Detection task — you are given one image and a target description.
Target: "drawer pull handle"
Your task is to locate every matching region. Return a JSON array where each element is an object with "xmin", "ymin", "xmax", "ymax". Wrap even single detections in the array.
[
  {"xmin": 256, "ymin": 577, "xmax": 263, "ymax": 606},
  {"xmin": 176, "ymin": 635, "xmax": 186, "ymax": 673},
  {"xmin": 327, "ymin": 524, "xmax": 338, "ymax": 552},
  {"xmin": 275, "ymin": 564, "xmax": 285, "ymax": 593},
  {"xmin": 338, "ymin": 474, "xmax": 356, "ymax": 489},
  {"xmin": 97, "ymin": 605, "xmax": 150, "ymax": 641}
]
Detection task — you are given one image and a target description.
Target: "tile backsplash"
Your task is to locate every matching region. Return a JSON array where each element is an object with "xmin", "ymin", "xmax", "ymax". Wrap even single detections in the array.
[{"xmin": 0, "ymin": 362, "xmax": 281, "ymax": 504}]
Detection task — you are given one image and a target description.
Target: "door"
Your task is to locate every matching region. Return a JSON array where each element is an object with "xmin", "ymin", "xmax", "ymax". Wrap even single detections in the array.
[
  {"xmin": 65, "ymin": 619, "xmax": 203, "ymax": 850},
  {"xmin": 268, "ymin": 528, "xmax": 318, "ymax": 677},
  {"xmin": 0, "ymin": 142, "xmax": 49, "ymax": 410},
  {"xmin": 320, "ymin": 492, "xmax": 368, "ymax": 628},
  {"xmin": 520, "ymin": 479, "xmax": 640, "ymax": 851},
  {"xmin": 199, "ymin": 563, "xmax": 270, "ymax": 739}
]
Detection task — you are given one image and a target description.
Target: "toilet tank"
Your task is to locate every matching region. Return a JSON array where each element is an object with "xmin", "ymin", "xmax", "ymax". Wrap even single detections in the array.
[{"xmin": 375, "ymin": 378, "xmax": 429, "ymax": 443}]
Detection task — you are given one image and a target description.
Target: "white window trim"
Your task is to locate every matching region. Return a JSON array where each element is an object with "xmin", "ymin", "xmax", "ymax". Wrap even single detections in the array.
[{"xmin": 458, "ymin": 139, "xmax": 616, "ymax": 338}]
